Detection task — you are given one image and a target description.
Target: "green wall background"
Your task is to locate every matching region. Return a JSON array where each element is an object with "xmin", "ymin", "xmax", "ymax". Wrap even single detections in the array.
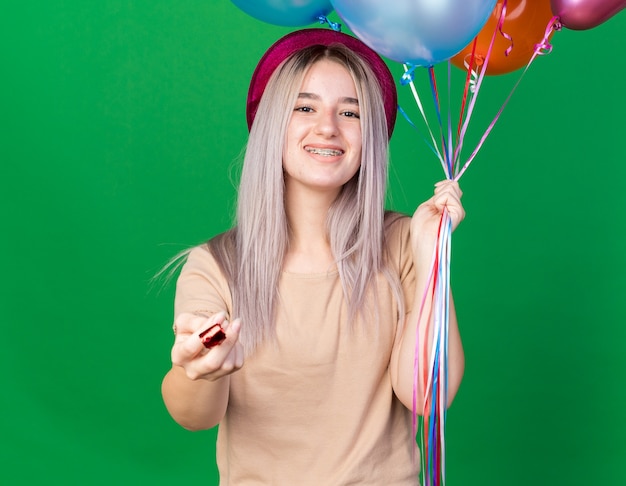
[{"xmin": 2, "ymin": 2, "xmax": 625, "ymax": 485}]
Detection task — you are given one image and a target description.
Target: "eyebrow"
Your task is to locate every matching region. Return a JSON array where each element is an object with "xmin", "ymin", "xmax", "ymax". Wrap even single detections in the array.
[{"xmin": 297, "ymin": 92, "xmax": 359, "ymax": 106}]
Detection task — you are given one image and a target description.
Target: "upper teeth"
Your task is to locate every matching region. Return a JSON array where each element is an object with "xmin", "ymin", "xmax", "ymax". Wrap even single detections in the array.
[{"xmin": 306, "ymin": 147, "xmax": 343, "ymax": 156}]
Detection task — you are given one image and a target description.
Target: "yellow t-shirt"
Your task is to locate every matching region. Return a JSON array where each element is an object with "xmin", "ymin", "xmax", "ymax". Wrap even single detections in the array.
[{"xmin": 175, "ymin": 215, "xmax": 419, "ymax": 485}]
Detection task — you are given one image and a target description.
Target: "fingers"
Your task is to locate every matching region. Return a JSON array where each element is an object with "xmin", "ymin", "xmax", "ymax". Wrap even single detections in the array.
[
  {"xmin": 433, "ymin": 179, "xmax": 463, "ymax": 200},
  {"xmin": 174, "ymin": 311, "xmax": 227, "ymax": 337},
  {"xmin": 172, "ymin": 312, "xmax": 227, "ymax": 360},
  {"xmin": 185, "ymin": 322, "xmax": 244, "ymax": 380},
  {"xmin": 198, "ymin": 318, "xmax": 244, "ymax": 376},
  {"xmin": 411, "ymin": 180, "xmax": 466, "ymax": 249},
  {"xmin": 171, "ymin": 311, "xmax": 244, "ymax": 381},
  {"xmin": 432, "ymin": 180, "xmax": 465, "ymax": 230}
]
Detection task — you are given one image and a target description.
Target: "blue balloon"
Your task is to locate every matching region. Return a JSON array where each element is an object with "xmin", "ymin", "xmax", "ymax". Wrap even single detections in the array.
[
  {"xmin": 330, "ymin": 0, "xmax": 497, "ymax": 66},
  {"xmin": 232, "ymin": 0, "xmax": 334, "ymax": 27}
]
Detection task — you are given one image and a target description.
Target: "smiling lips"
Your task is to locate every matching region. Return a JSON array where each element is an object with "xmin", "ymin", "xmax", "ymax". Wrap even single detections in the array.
[{"xmin": 305, "ymin": 146, "xmax": 344, "ymax": 157}]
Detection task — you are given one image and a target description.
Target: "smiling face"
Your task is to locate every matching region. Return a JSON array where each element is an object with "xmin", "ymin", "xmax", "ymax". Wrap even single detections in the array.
[{"xmin": 282, "ymin": 59, "xmax": 362, "ymax": 199}]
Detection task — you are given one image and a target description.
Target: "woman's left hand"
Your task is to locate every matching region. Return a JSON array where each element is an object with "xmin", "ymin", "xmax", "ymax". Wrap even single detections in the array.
[{"xmin": 410, "ymin": 180, "xmax": 465, "ymax": 256}]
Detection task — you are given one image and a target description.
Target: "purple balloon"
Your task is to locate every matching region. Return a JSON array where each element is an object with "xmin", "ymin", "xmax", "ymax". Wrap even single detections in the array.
[{"xmin": 551, "ymin": 0, "xmax": 625, "ymax": 30}]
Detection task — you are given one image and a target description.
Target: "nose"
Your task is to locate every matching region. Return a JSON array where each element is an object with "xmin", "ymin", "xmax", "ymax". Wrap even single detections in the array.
[{"xmin": 314, "ymin": 109, "xmax": 339, "ymax": 137}]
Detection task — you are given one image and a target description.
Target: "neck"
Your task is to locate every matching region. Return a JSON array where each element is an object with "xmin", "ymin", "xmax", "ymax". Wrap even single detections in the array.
[{"xmin": 283, "ymin": 181, "xmax": 338, "ymax": 273}]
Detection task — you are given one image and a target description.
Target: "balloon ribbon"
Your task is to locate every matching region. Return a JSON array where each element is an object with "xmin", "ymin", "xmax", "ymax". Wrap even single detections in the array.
[{"xmin": 401, "ymin": 3, "xmax": 562, "ymax": 486}]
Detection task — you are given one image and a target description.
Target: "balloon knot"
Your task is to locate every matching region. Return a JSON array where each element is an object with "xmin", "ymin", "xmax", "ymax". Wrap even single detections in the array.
[
  {"xmin": 318, "ymin": 15, "xmax": 342, "ymax": 32},
  {"xmin": 553, "ymin": 18, "xmax": 563, "ymax": 31},
  {"xmin": 400, "ymin": 64, "xmax": 416, "ymax": 86},
  {"xmin": 534, "ymin": 16, "xmax": 562, "ymax": 56}
]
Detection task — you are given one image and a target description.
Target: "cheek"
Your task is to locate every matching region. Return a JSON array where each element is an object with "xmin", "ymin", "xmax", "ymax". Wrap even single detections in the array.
[
  {"xmin": 282, "ymin": 142, "xmax": 297, "ymax": 169},
  {"xmin": 350, "ymin": 129, "xmax": 363, "ymax": 153},
  {"xmin": 282, "ymin": 129, "xmax": 293, "ymax": 162},
  {"xmin": 352, "ymin": 143, "xmax": 363, "ymax": 167},
  {"xmin": 283, "ymin": 125, "xmax": 300, "ymax": 160},
  {"xmin": 349, "ymin": 129, "xmax": 363, "ymax": 157}
]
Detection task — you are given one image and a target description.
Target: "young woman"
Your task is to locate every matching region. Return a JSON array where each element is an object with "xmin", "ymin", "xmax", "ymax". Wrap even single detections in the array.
[{"xmin": 162, "ymin": 28, "xmax": 465, "ymax": 484}]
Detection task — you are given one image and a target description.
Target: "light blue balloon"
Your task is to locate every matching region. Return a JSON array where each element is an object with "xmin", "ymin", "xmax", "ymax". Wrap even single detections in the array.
[
  {"xmin": 330, "ymin": 0, "xmax": 497, "ymax": 66},
  {"xmin": 232, "ymin": 0, "xmax": 334, "ymax": 27}
]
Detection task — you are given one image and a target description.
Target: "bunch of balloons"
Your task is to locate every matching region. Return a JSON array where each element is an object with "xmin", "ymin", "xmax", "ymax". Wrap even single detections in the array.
[{"xmin": 232, "ymin": 0, "xmax": 624, "ymax": 72}]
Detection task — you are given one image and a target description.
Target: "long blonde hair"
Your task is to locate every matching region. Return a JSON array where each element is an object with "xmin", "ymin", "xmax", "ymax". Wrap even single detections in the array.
[{"xmin": 209, "ymin": 44, "xmax": 403, "ymax": 354}]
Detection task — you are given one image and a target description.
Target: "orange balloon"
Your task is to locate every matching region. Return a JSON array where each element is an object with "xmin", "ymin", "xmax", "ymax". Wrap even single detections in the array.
[{"xmin": 451, "ymin": 0, "xmax": 555, "ymax": 75}]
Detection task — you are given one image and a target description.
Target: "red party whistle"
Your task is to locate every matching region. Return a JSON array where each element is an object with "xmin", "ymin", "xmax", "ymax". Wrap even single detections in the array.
[{"xmin": 199, "ymin": 323, "xmax": 226, "ymax": 349}]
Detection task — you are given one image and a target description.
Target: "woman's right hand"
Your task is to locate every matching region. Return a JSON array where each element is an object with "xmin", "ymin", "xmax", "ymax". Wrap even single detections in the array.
[{"xmin": 171, "ymin": 311, "xmax": 244, "ymax": 381}]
